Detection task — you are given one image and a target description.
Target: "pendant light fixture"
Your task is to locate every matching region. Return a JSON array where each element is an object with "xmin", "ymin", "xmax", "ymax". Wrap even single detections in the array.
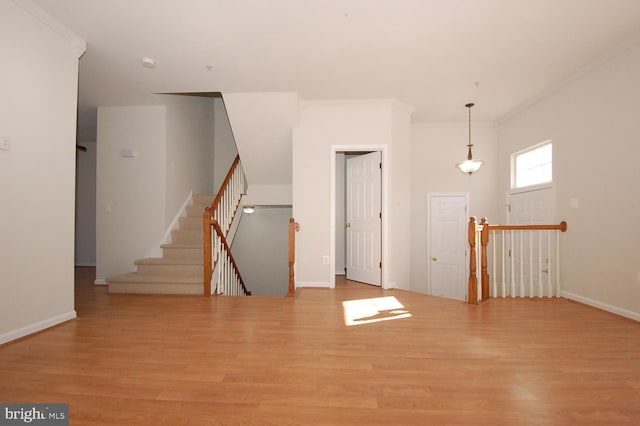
[{"xmin": 456, "ymin": 103, "xmax": 484, "ymax": 175}]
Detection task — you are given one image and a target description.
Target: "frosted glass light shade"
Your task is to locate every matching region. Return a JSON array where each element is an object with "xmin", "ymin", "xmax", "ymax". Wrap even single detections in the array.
[{"xmin": 456, "ymin": 159, "xmax": 484, "ymax": 175}]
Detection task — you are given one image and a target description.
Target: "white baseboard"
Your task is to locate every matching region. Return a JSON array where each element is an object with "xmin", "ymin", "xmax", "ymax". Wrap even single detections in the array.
[
  {"xmin": 0, "ymin": 311, "xmax": 77, "ymax": 345},
  {"xmin": 94, "ymin": 279, "xmax": 107, "ymax": 285},
  {"xmin": 561, "ymin": 291, "xmax": 640, "ymax": 322},
  {"xmin": 296, "ymin": 281, "xmax": 330, "ymax": 288}
]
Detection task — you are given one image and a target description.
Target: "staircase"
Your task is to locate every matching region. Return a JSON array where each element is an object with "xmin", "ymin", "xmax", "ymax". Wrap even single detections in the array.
[{"xmin": 107, "ymin": 194, "xmax": 213, "ymax": 295}]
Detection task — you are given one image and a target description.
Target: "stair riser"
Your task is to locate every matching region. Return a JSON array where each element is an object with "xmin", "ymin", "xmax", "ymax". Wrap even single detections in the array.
[
  {"xmin": 136, "ymin": 263, "xmax": 202, "ymax": 277},
  {"xmin": 162, "ymin": 247, "xmax": 203, "ymax": 261},
  {"xmin": 192, "ymin": 194, "xmax": 215, "ymax": 207},
  {"xmin": 109, "ymin": 282, "xmax": 203, "ymax": 295},
  {"xmin": 186, "ymin": 204, "xmax": 207, "ymax": 218},
  {"xmin": 179, "ymin": 216, "xmax": 202, "ymax": 230},
  {"xmin": 171, "ymin": 229, "xmax": 202, "ymax": 243}
]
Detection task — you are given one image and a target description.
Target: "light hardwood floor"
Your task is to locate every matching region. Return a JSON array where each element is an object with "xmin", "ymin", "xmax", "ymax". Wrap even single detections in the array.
[{"xmin": 0, "ymin": 267, "xmax": 639, "ymax": 425}]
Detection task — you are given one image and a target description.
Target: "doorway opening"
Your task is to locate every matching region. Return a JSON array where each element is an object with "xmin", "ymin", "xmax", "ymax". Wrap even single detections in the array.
[{"xmin": 331, "ymin": 146, "xmax": 387, "ymax": 289}]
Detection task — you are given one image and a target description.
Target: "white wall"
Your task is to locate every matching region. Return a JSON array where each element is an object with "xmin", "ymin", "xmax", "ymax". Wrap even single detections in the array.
[
  {"xmin": 96, "ymin": 97, "xmax": 219, "ymax": 282},
  {"xmin": 96, "ymin": 106, "xmax": 167, "ymax": 282},
  {"xmin": 224, "ymin": 93, "xmax": 298, "ymax": 204},
  {"xmin": 214, "ymin": 97, "xmax": 238, "ymax": 192},
  {"xmin": 0, "ymin": 0, "xmax": 84, "ymax": 343},
  {"xmin": 388, "ymin": 103, "xmax": 414, "ymax": 289},
  {"xmin": 232, "ymin": 207, "xmax": 292, "ymax": 296},
  {"xmin": 497, "ymin": 41, "xmax": 640, "ymax": 319},
  {"xmin": 164, "ymin": 95, "xmax": 215, "ymax": 224},
  {"xmin": 292, "ymin": 100, "xmax": 412, "ymax": 289},
  {"xmin": 75, "ymin": 142, "xmax": 97, "ymax": 266},
  {"xmin": 410, "ymin": 123, "xmax": 499, "ymax": 294}
]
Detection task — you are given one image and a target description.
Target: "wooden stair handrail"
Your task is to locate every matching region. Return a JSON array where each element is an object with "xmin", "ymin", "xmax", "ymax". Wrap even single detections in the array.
[
  {"xmin": 203, "ymin": 154, "xmax": 248, "ymax": 296},
  {"xmin": 209, "ymin": 154, "xmax": 243, "ymax": 233},
  {"xmin": 288, "ymin": 218, "xmax": 300, "ymax": 297},
  {"xmin": 484, "ymin": 222, "xmax": 568, "ymax": 232},
  {"xmin": 211, "ymin": 220, "xmax": 251, "ymax": 296}
]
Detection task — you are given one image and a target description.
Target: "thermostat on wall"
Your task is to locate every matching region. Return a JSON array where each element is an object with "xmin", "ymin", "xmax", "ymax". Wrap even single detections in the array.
[{"xmin": 120, "ymin": 149, "xmax": 138, "ymax": 158}]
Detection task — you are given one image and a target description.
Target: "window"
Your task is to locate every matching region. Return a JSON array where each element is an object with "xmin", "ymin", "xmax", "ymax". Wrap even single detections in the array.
[{"xmin": 513, "ymin": 142, "xmax": 552, "ymax": 189}]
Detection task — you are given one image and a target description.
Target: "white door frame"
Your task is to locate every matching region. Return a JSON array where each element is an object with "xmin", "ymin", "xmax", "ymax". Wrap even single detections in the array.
[
  {"xmin": 426, "ymin": 192, "xmax": 469, "ymax": 296},
  {"xmin": 330, "ymin": 145, "xmax": 388, "ymax": 289}
]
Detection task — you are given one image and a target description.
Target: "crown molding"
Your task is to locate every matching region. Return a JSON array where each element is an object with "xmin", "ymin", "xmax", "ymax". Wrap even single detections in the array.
[{"xmin": 13, "ymin": 0, "xmax": 86, "ymax": 58}]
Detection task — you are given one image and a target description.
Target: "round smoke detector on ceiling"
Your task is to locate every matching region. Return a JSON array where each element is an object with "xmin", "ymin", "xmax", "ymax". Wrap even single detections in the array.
[{"xmin": 141, "ymin": 57, "xmax": 155, "ymax": 68}]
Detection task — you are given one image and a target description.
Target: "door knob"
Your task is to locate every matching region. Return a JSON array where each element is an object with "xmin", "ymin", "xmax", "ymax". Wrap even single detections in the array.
[
  {"xmin": 542, "ymin": 268, "xmax": 549, "ymax": 274},
  {"xmin": 432, "ymin": 256, "xmax": 438, "ymax": 261},
  {"xmin": 346, "ymin": 223, "xmax": 351, "ymax": 228}
]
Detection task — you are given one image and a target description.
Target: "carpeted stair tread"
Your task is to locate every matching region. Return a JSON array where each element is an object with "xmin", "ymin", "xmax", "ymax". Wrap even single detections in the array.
[
  {"xmin": 107, "ymin": 272, "xmax": 202, "ymax": 284},
  {"xmin": 135, "ymin": 257, "xmax": 202, "ymax": 266}
]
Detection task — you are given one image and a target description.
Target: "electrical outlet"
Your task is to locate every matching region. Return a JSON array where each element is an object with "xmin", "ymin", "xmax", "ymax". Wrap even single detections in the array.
[{"xmin": 323, "ymin": 256, "xmax": 329, "ymax": 265}]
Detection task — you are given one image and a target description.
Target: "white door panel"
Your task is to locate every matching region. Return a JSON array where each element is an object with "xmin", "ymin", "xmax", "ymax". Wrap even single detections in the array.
[
  {"xmin": 346, "ymin": 152, "xmax": 381, "ymax": 286},
  {"xmin": 428, "ymin": 195, "xmax": 467, "ymax": 301}
]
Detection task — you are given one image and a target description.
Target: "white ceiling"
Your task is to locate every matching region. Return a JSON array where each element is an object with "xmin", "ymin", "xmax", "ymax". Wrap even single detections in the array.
[{"xmin": 33, "ymin": 0, "xmax": 640, "ymax": 139}]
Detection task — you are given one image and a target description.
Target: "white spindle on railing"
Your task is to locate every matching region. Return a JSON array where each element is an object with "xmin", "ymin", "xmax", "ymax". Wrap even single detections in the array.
[
  {"xmin": 519, "ymin": 230, "xmax": 524, "ymax": 297},
  {"xmin": 478, "ymin": 220, "xmax": 567, "ymax": 300},
  {"xmin": 500, "ymin": 230, "xmax": 506, "ymax": 297},
  {"xmin": 492, "ymin": 234, "xmax": 497, "ymax": 297},
  {"xmin": 546, "ymin": 231, "xmax": 552, "ymax": 296},
  {"xmin": 510, "ymin": 229, "xmax": 515, "ymax": 297},
  {"xmin": 537, "ymin": 232, "xmax": 542, "ymax": 297},
  {"xmin": 203, "ymin": 156, "xmax": 250, "ymax": 297},
  {"xmin": 555, "ymin": 229, "xmax": 561, "ymax": 297}
]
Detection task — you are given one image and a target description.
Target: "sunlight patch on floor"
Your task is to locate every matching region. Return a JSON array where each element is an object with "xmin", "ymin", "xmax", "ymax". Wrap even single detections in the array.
[{"xmin": 342, "ymin": 296, "xmax": 412, "ymax": 326}]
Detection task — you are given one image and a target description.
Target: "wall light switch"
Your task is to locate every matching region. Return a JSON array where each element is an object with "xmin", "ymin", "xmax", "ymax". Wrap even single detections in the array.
[
  {"xmin": 570, "ymin": 198, "xmax": 579, "ymax": 209},
  {"xmin": 0, "ymin": 138, "xmax": 9, "ymax": 150},
  {"xmin": 323, "ymin": 256, "xmax": 329, "ymax": 265}
]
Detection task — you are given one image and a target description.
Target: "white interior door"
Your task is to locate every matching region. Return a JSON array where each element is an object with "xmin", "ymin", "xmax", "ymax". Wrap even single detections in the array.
[
  {"xmin": 346, "ymin": 152, "xmax": 381, "ymax": 286},
  {"xmin": 509, "ymin": 187, "xmax": 554, "ymax": 296},
  {"xmin": 428, "ymin": 194, "xmax": 467, "ymax": 301}
]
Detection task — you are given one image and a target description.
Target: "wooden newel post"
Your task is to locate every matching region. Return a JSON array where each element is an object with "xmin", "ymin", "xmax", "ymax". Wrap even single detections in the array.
[
  {"xmin": 288, "ymin": 218, "xmax": 300, "ymax": 297},
  {"xmin": 203, "ymin": 207, "xmax": 212, "ymax": 296},
  {"xmin": 468, "ymin": 217, "xmax": 478, "ymax": 305},
  {"xmin": 480, "ymin": 217, "xmax": 490, "ymax": 301}
]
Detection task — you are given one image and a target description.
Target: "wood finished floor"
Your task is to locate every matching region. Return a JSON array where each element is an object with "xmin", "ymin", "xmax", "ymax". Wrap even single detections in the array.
[{"xmin": 0, "ymin": 268, "xmax": 639, "ymax": 425}]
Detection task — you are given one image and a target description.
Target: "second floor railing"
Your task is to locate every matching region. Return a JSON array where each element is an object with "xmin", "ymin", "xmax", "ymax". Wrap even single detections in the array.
[{"xmin": 468, "ymin": 217, "xmax": 568, "ymax": 304}]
